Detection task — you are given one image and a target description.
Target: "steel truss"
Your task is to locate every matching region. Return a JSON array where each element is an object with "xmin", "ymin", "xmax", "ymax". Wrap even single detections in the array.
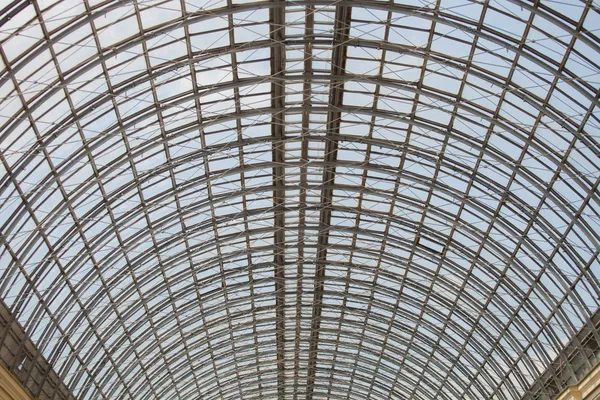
[{"xmin": 0, "ymin": 0, "xmax": 599, "ymax": 399}]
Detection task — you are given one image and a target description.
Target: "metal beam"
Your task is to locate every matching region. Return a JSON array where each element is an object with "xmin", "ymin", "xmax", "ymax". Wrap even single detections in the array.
[
  {"xmin": 270, "ymin": 0, "xmax": 287, "ymax": 397},
  {"xmin": 305, "ymin": 5, "xmax": 352, "ymax": 400},
  {"xmin": 1, "ymin": 1, "xmax": 599, "ymax": 399}
]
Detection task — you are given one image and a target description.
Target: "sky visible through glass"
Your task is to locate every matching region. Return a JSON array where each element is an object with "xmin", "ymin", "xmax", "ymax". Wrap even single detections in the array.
[{"xmin": 0, "ymin": 0, "xmax": 599, "ymax": 399}]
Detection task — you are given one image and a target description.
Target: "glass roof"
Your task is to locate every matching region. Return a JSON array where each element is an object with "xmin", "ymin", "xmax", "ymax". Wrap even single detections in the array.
[{"xmin": 0, "ymin": 0, "xmax": 599, "ymax": 399}]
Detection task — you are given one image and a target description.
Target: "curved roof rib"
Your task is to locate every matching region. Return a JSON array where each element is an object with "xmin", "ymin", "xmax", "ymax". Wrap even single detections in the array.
[{"xmin": 0, "ymin": 0, "xmax": 599, "ymax": 399}]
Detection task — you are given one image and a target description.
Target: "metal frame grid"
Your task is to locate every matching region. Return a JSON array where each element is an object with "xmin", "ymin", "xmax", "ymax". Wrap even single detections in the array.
[{"xmin": 0, "ymin": 0, "xmax": 599, "ymax": 399}]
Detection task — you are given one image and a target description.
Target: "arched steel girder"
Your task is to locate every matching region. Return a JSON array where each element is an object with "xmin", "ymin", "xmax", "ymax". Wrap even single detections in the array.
[
  {"xmin": 11, "ymin": 167, "xmax": 576, "ymax": 396},
  {"xmin": 114, "ymin": 319, "xmax": 469, "ymax": 398},
  {"xmin": 152, "ymin": 365, "xmax": 425, "ymax": 400},
  {"xmin": 7, "ymin": 110, "xmax": 600, "ymax": 312},
  {"xmin": 4, "ymin": 62, "xmax": 598, "ymax": 194},
  {"xmin": 5, "ymin": 131, "xmax": 600, "ymax": 356},
  {"xmin": 6, "ymin": 90, "xmax": 597, "ymax": 279},
  {"xmin": 30, "ymin": 219, "xmax": 546, "ymax": 348},
  {"xmin": 87, "ymin": 282, "xmax": 529, "ymax": 383},
  {"xmin": 2, "ymin": 4, "xmax": 598, "ymax": 204},
  {"xmin": 73, "ymin": 300, "xmax": 500, "ymax": 400},
  {"xmin": 4, "ymin": 99, "xmax": 598, "ymax": 250},
  {"xmin": 154, "ymin": 345, "xmax": 469, "ymax": 400},
  {"xmin": 2, "ymin": 96, "xmax": 596, "ymax": 396},
  {"xmin": 11, "ymin": 159, "xmax": 597, "ymax": 325},
  {"xmin": 3, "ymin": 35, "xmax": 593, "ymax": 151},
  {"xmin": 1, "ymin": 1, "xmax": 599, "ymax": 399},
  {"xmin": 19, "ymin": 173, "xmax": 595, "ymax": 307},
  {"xmin": 104, "ymin": 296, "xmax": 524, "ymax": 398},
  {"xmin": 57, "ymin": 235, "xmax": 531, "ymax": 357},
  {"xmin": 17, "ymin": 138, "xmax": 593, "ymax": 268},
  {"xmin": 24, "ymin": 225, "xmax": 583, "ymax": 398},
  {"xmin": 3, "ymin": 69, "xmax": 597, "ymax": 222},
  {"xmin": 2, "ymin": 0, "xmax": 598, "ymax": 117}
]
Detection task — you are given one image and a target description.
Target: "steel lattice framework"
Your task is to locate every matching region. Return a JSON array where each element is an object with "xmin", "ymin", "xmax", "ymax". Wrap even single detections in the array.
[{"xmin": 0, "ymin": 0, "xmax": 599, "ymax": 399}]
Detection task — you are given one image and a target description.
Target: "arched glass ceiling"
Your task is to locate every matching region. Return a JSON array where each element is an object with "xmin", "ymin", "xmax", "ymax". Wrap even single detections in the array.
[{"xmin": 0, "ymin": 0, "xmax": 599, "ymax": 399}]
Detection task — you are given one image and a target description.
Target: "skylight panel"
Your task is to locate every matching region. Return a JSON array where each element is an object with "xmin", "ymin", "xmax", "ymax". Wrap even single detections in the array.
[
  {"xmin": 350, "ymin": 18, "xmax": 386, "ymax": 42},
  {"xmin": 430, "ymin": 23, "xmax": 474, "ymax": 59},
  {"xmin": 423, "ymin": 62, "xmax": 464, "ymax": 95},
  {"xmin": 0, "ymin": 2, "xmax": 598, "ymax": 400},
  {"xmin": 1, "ymin": 17, "xmax": 43, "ymax": 63},
  {"xmin": 484, "ymin": 7, "xmax": 528, "ymax": 42},
  {"xmin": 140, "ymin": 0, "xmax": 182, "ymax": 29}
]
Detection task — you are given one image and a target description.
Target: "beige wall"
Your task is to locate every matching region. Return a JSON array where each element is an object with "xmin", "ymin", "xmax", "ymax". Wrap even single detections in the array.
[
  {"xmin": 557, "ymin": 362, "xmax": 600, "ymax": 400},
  {"xmin": 0, "ymin": 364, "xmax": 31, "ymax": 400}
]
